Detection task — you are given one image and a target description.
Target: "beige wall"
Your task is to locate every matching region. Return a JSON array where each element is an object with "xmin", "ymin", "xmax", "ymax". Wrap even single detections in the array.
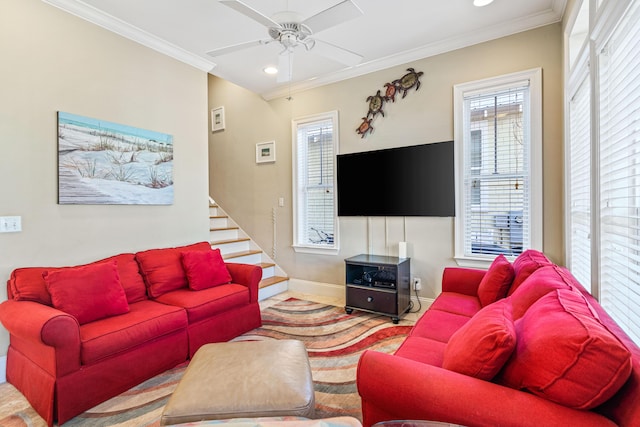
[
  {"xmin": 0, "ymin": 0, "xmax": 210, "ymax": 358},
  {"xmin": 209, "ymin": 23, "xmax": 564, "ymax": 299}
]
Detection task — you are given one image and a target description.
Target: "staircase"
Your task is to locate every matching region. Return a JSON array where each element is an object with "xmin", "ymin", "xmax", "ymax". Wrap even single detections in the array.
[{"xmin": 209, "ymin": 200, "xmax": 288, "ymax": 301}]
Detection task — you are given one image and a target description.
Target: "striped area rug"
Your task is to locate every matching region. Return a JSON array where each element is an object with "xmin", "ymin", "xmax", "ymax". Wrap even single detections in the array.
[
  {"xmin": 235, "ymin": 298, "xmax": 414, "ymax": 420},
  {"xmin": 0, "ymin": 298, "xmax": 413, "ymax": 426}
]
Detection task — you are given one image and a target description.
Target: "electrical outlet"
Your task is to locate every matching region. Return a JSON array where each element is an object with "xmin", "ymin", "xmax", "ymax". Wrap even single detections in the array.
[
  {"xmin": 413, "ymin": 277, "xmax": 422, "ymax": 291},
  {"xmin": 0, "ymin": 216, "xmax": 22, "ymax": 233}
]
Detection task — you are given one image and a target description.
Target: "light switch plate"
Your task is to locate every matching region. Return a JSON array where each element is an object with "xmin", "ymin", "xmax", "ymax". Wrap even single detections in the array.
[{"xmin": 0, "ymin": 216, "xmax": 22, "ymax": 233}]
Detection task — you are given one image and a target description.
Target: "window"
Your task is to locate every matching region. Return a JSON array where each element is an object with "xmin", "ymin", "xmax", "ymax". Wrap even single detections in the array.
[
  {"xmin": 597, "ymin": 0, "xmax": 640, "ymax": 344},
  {"xmin": 454, "ymin": 69, "xmax": 543, "ymax": 266},
  {"xmin": 565, "ymin": 0, "xmax": 640, "ymax": 345},
  {"xmin": 292, "ymin": 111, "xmax": 339, "ymax": 254},
  {"xmin": 567, "ymin": 62, "xmax": 592, "ymax": 289}
]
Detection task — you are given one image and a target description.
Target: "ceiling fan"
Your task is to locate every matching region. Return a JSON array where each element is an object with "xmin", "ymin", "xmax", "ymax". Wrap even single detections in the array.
[{"xmin": 207, "ymin": 0, "xmax": 364, "ymax": 83}]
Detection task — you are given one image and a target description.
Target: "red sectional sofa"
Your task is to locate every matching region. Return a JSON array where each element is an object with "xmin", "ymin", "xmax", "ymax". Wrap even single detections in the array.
[
  {"xmin": 357, "ymin": 250, "xmax": 640, "ymax": 427},
  {"xmin": 0, "ymin": 241, "xmax": 263, "ymax": 426}
]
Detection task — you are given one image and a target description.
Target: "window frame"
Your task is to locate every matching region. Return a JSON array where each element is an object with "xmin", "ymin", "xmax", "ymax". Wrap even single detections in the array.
[
  {"xmin": 593, "ymin": 0, "xmax": 640, "ymax": 345},
  {"xmin": 453, "ymin": 68, "xmax": 543, "ymax": 268},
  {"xmin": 291, "ymin": 110, "xmax": 340, "ymax": 255},
  {"xmin": 565, "ymin": 47, "xmax": 593, "ymax": 292},
  {"xmin": 564, "ymin": 0, "xmax": 640, "ymax": 346}
]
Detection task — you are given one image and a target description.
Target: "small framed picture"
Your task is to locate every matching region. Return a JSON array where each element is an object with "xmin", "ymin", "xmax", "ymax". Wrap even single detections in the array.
[
  {"xmin": 256, "ymin": 141, "xmax": 276, "ymax": 163},
  {"xmin": 211, "ymin": 106, "xmax": 225, "ymax": 132}
]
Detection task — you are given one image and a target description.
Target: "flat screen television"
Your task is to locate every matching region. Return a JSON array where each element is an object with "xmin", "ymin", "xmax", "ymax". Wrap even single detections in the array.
[{"xmin": 336, "ymin": 141, "xmax": 455, "ymax": 217}]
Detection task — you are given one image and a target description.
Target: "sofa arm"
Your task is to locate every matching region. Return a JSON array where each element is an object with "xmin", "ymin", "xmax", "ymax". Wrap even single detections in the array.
[
  {"xmin": 226, "ymin": 263, "xmax": 262, "ymax": 303},
  {"xmin": 441, "ymin": 267, "xmax": 486, "ymax": 296},
  {"xmin": 357, "ymin": 350, "xmax": 615, "ymax": 427},
  {"xmin": 0, "ymin": 300, "xmax": 81, "ymax": 376}
]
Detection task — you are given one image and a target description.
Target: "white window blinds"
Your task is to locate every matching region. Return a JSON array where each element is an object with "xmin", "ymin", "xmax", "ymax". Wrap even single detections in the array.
[
  {"xmin": 462, "ymin": 83, "xmax": 530, "ymax": 257},
  {"xmin": 293, "ymin": 113, "xmax": 338, "ymax": 250},
  {"xmin": 598, "ymin": 0, "xmax": 640, "ymax": 345},
  {"xmin": 568, "ymin": 73, "xmax": 592, "ymax": 288}
]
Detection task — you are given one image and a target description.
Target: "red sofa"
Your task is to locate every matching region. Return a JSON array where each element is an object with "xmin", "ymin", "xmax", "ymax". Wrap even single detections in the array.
[
  {"xmin": 357, "ymin": 250, "xmax": 640, "ymax": 426},
  {"xmin": 0, "ymin": 241, "xmax": 262, "ymax": 426}
]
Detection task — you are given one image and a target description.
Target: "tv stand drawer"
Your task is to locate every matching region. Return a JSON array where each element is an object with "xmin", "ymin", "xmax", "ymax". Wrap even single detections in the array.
[{"xmin": 346, "ymin": 286, "xmax": 396, "ymax": 314}]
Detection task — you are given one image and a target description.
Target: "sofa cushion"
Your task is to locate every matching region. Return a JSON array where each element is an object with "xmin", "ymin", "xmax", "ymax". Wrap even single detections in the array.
[
  {"xmin": 9, "ymin": 266, "xmax": 55, "ymax": 305},
  {"xmin": 153, "ymin": 284, "xmax": 250, "ymax": 324},
  {"xmin": 508, "ymin": 249, "xmax": 552, "ymax": 296},
  {"xmin": 477, "ymin": 255, "xmax": 515, "ymax": 307},
  {"xmin": 395, "ymin": 336, "xmax": 447, "ymax": 367},
  {"xmin": 80, "ymin": 299, "xmax": 187, "ymax": 365},
  {"xmin": 44, "ymin": 261, "xmax": 129, "ymax": 325},
  {"xmin": 136, "ymin": 242, "xmax": 212, "ymax": 298},
  {"xmin": 509, "ymin": 265, "xmax": 576, "ymax": 319},
  {"xmin": 500, "ymin": 289, "xmax": 633, "ymax": 410},
  {"xmin": 442, "ymin": 299, "xmax": 516, "ymax": 380},
  {"xmin": 181, "ymin": 248, "xmax": 232, "ymax": 291},
  {"xmin": 409, "ymin": 310, "xmax": 472, "ymax": 343},
  {"xmin": 428, "ymin": 292, "xmax": 482, "ymax": 318},
  {"xmin": 8, "ymin": 253, "xmax": 148, "ymax": 306}
]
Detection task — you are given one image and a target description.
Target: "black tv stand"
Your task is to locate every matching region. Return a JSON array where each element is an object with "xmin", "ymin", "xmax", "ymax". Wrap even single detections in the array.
[{"xmin": 344, "ymin": 254, "xmax": 410, "ymax": 324}]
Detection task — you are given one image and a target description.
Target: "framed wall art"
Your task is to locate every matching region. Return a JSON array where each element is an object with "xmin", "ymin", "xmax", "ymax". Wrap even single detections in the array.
[
  {"xmin": 57, "ymin": 111, "xmax": 173, "ymax": 205},
  {"xmin": 211, "ymin": 106, "xmax": 225, "ymax": 132},
  {"xmin": 256, "ymin": 141, "xmax": 276, "ymax": 163}
]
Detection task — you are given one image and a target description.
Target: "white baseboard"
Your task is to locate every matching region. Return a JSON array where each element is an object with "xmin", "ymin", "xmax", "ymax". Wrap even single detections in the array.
[
  {"xmin": 0, "ymin": 355, "xmax": 6, "ymax": 383},
  {"xmin": 411, "ymin": 295, "xmax": 435, "ymax": 311},
  {"xmin": 268, "ymin": 277, "xmax": 434, "ymax": 316},
  {"xmin": 289, "ymin": 278, "xmax": 435, "ymax": 308},
  {"xmin": 287, "ymin": 278, "xmax": 345, "ymax": 301}
]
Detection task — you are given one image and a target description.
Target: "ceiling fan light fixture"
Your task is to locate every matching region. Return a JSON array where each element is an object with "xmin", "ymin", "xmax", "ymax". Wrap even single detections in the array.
[
  {"xmin": 302, "ymin": 38, "xmax": 316, "ymax": 51},
  {"xmin": 473, "ymin": 0, "xmax": 494, "ymax": 6},
  {"xmin": 215, "ymin": 0, "xmax": 364, "ymax": 83}
]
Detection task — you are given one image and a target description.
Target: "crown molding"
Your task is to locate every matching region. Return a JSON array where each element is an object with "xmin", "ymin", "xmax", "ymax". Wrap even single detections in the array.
[
  {"xmin": 41, "ymin": 0, "xmax": 217, "ymax": 73},
  {"xmin": 260, "ymin": 0, "xmax": 567, "ymax": 100},
  {"xmin": 41, "ymin": 0, "xmax": 565, "ymax": 99}
]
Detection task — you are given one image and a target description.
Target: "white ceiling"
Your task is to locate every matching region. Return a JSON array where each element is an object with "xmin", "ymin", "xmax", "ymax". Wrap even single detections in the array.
[{"xmin": 43, "ymin": 0, "xmax": 566, "ymax": 100}]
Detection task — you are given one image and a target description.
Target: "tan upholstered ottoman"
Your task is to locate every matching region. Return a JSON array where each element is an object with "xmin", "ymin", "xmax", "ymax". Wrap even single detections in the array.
[{"xmin": 160, "ymin": 340, "xmax": 315, "ymax": 425}]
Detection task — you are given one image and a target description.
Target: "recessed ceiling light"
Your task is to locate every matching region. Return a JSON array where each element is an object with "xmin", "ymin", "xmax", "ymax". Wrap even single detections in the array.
[
  {"xmin": 473, "ymin": 0, "xmax": 494, "ymax": 6},
  {"xmin": 263, "ymin": 66, "xmax": 278, "ymax": 75}
]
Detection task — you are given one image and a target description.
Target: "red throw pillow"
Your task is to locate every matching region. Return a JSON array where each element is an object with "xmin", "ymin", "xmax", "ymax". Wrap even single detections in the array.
[
  {"xmin": 477, "ymin": 254, "xmax": 515, "ymax": 307},
  {"xmin": 443, "ymin": 299, "xmax": 516, "ymax": 380},
  {"xmin": 44, "ymin": 260, "xmax": 129, "ymax": 325},
  {"xmin": 499, "ymin": 289, "xmax": 633, "ymax": 409},
  {"xmin": 95, "ymin": 253, "xmax": 148, "ymax": 304},
  {"xmin": 135, "ymin": 242, "xmax": 212, "ymax": 298},
  {"xmin": 509, "ymin": 265, "xmax": 575, "ymax": 320},
  {"xmin": 508, "ymin": 249, "xmax": 552, "ymax": 296},
  {"xmin": 181, "ymin": 248, "xmax": 232, "ymax": 290}
]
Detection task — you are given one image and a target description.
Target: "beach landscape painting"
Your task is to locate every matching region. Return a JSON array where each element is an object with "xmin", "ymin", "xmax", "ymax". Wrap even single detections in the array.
[{"xmin": 58, "ymin": 112, "xmax": 174, "ymax": 205}]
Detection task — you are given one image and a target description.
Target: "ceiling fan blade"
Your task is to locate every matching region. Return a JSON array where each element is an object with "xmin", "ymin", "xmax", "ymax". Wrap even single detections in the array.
[
  {"xmin": 302, "ymin": 0, "xmax": 363, "ymax": 33},
  {"xmin": 220, "ymin": 0, "xmax": 281, "ymax": 29},
  {"xmin": 277, "ymin": 52, "xmax": 292, "ymax": 83},
  {"xmin": 312, "ymin": 39, "xmax": 363, "ymax": 66},
  {"xmin": 206, "ymin": 39, "xmax": 264, "ymax": 57}
]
